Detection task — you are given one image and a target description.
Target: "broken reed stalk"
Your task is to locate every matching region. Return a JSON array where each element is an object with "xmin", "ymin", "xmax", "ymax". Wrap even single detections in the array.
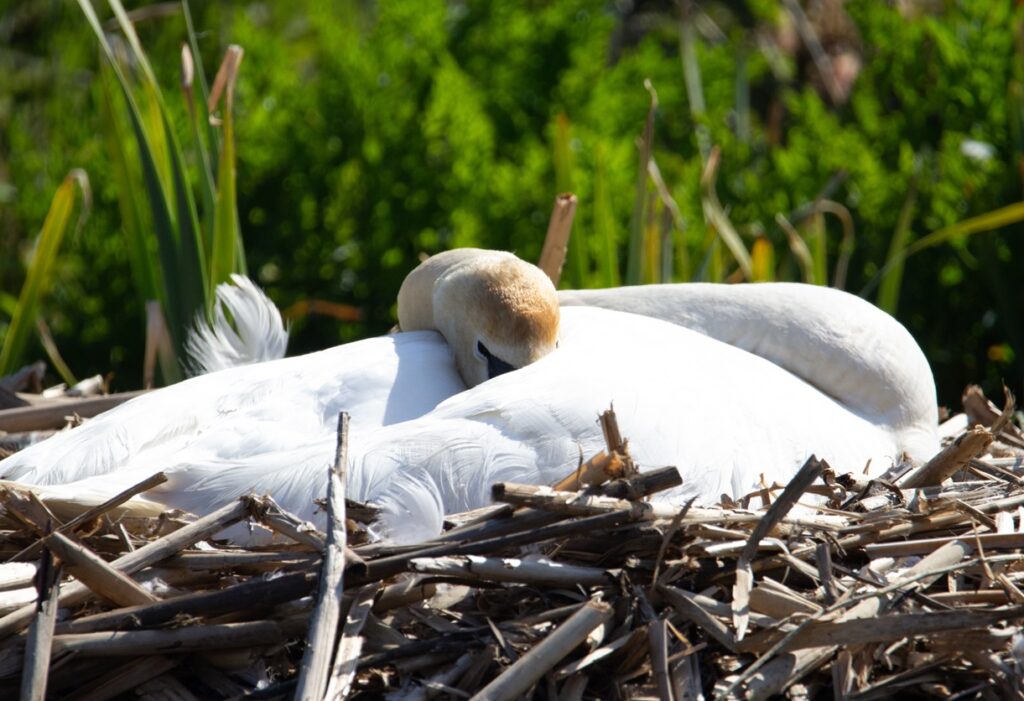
[
  {"xmin": 324, "ymin": 583, "xmax": 378, "ymax": 700},
  {"xmin": 0, "ymin": 497, "xmax": 250, "ymax": 638},
  {"xmin": 55, "ymin": 571, "xmax": 316, "ymax": 635},
  {"xmin": 408, "ymin": 554, "xmax": 615, "ymax": 587},
  {"xmin": 19, "ymin": 549, "xmax": 59, "ymax": 701},
  {"xmin": 901, "ymin": 389, "xmax": 1015, "ymax": 488},
  {"xmin": 537, "ymin": 193, "xmax": 578, "ymax": 287},
  {"xmin": 471, "ymin": 599, "xmax": 613, "ymax": 701},
  {"xmin": 7, "ymin": 471, "xmax": 168, "ymax": 563},
  {"xmin": 294, "ymin": 412, "xmax": 350, "ymax": 701},
  {"xmin": 737, "ymin": 538, "xmax": 975, "ymax": 700},
  {"xmin": 733, "ymin": 456, "xmax": 825, "ymax": 640},
  {"xmin": 44, "ymin": 531, "xmax": 158, "ymax": 607},
  {"xmin": 52, "ymin": 617, "xmax": 308, "ymax": 656},
  {"xmin": 0, "ymin": 391, "xmax": 148, "ymax": 433}
]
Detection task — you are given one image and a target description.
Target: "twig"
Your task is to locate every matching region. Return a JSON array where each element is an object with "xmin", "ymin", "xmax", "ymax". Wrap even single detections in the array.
[
  {"xmin": 324, "ymin": 582, "xmax": 378, "ymax": 700},
  {"xmin": 409, "ymin": 555, "xmax": 614, "ymax": 587},
  {"xmin": 733, "ymin": 457, "xmax": 826, "ymax": 639},
  {"xmin": 44, "ymin": 531, "xmax": 158, "ymax": 607},
  {"xmin": 0, "ymin": 391, "xmax": 148, "ymax": 433},
  {"xmin": 0, "ymin": 497, "xmax": 250, "ymax": 638},
  {"xmin": 470, "ymin": 599, "xmax": 612, "ymax": 701},
  {"xmin": 294, "ymin": 412, "xmax": 349, "ymax": 701},
  {"xmin": 19, "ymin": 547, "xmax": 60, "ymax": 701},
  {"xmin": 537, "ymin": 193, "xmax": 579, "ymax": 287}
]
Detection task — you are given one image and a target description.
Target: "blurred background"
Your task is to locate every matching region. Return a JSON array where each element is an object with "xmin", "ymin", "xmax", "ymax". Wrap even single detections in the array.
[{"xmin": 1, "ymin": 0, "xmax": 1022, "ymax": 410}]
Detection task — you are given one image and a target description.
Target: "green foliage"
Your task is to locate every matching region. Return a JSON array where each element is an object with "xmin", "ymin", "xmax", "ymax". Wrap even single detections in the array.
[
  {"xmin": 0, "ymin": 171, "xmax": 90, "ymax": 376},
  {"xmin": 72, "ymin": 0, "xmax": 248, "ymax": 380},
  {"xmin": 1, "ymin": 1, "xmax": 1023, "ymax": 404}
]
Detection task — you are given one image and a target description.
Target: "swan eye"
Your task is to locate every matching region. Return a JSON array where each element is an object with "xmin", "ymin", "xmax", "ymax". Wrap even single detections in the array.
[{"xmin": 476, "ymin": 341, "xmax": 516, "ymax": 380}]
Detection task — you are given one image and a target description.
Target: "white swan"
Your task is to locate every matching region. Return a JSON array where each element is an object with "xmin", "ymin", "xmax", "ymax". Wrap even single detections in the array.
[
  {"xmin": 0, "ymin": 250, "xmax": 559, "ymax": 485},
  {"xmin": 559, "ymin": 283, "xmax": 938, "ymax": 465},
  {"xmin": 188, "ymin": 270, "xmax": 938, "ymax": 465},
  {"xmin": 8, "ymin": 306, "xmax": 932, "ymax": 544}
]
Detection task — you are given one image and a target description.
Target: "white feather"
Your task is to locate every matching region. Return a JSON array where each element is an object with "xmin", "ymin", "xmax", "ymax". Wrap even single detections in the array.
[
  {"xmin": 185, "ymin": 274, "xmax": 289, "ymax": 376},
  {"xmin": 6, "ymin": 307, "xmax": 939, "ymax": 545}
]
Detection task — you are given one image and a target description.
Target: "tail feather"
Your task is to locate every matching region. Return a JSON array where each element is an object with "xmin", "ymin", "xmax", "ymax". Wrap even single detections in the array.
[{"xmin": 186, "ymin": 275, "xmax": 288, "ymax": 375}]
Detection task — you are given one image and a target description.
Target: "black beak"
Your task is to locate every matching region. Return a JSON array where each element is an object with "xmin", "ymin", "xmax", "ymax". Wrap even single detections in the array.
[{"xmin": 478, "ymin": 341, "xmax": 517, "ymax": 380}]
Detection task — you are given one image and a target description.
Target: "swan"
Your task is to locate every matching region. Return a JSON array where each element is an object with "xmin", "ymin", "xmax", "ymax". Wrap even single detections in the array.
[
  {"xmin": 7, "ymin": 306, "xmax": 931, "ymax": 544},
  {"xmin": 558, "ymin": 283, "xmax": 938, "ymax": 465},
  {"xmin": 190, "ymin": 270, "xmax": 938, "ymax": 466},
  {"xmin": 0, "ymin": 250, "xmax": 559, "ymax": 485}
]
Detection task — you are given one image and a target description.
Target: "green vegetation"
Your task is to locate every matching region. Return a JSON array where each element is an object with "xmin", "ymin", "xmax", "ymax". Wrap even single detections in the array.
[{"xmin": 1, "ymin": 1, "xmax": 1022, "ymax": 407}]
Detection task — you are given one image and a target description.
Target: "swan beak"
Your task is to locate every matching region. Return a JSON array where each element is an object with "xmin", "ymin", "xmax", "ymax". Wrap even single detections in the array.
[{"xmin": 487, "ymin": 353, "xmax": 516, "ymax": 380}]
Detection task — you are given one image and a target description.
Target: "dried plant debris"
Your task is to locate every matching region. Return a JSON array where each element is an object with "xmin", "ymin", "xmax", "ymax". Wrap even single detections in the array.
[{"xmin": 0, "ymin": 399, "xmax": 1023, "ymax": 700}]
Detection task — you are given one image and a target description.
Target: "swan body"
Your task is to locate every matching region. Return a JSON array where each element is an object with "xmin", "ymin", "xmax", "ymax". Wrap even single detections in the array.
[
  {"xmin": 2, "ymin": 307, "xmax": 927, "ymax": 544},
  {"xmin": 0, "ymin": 250, "xmax": 559, "ymax": 486},
  {"xmin": 186, "ymin": 269, "xmax": 936, "ymax": 467},
  {"xmin": 559, "ymin": 283, "xmax": 938, "ymax": 464},
  {"xmin": 0, "ymin": 332, "xmax": 464, "ymax": 485}
]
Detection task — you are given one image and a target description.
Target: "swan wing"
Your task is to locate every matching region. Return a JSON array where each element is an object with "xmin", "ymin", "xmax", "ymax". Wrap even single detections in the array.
[
  {"xmin": 0, "ymin": 332, "xmax": 463, "ymax": 486},
  {"xmin": 559, "ymin": 283, "xmax": 939, "ymax": 462}
]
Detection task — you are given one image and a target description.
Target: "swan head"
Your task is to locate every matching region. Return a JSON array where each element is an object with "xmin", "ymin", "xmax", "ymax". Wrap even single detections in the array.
[{"xmin": 397, "ymin": 249, "xmax": 560, "ymax": 387}]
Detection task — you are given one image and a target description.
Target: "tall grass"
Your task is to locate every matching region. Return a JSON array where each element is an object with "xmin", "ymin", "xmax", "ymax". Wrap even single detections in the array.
[
  {"xmin": 0, "ymin": 171, "xmax": 91, "ymax": 378},
  {"xmin": 77, "ymin": 0, "xmax": 247, "ymax": 382}
]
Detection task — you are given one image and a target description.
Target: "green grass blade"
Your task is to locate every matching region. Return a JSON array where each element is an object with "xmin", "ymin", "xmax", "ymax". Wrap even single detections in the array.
[
  {"xmin": 182, "ymin": 43, "xmax": 218, "ymax": 258},
  {"xmin": 553, "ymin": 112, "xmax": 584, "ymax": 288},
  {"xmin": 877, "ymin": 182, "xmax": 919, "ymax": 313},
  {"xmin": 593, "ymin": 142, "xmax": 620, "ymax": 288},
  {"xmin": 0, "ymin": 171, "xmax": 91, "ymax": 375},
  {"xmin": 97, "ymin": 0, "xmax": 208, "ymax": 350},
  {"xmin": 210, "ymin": 46, "xmax": 245, "ymax": 296},
  {"xmin": 776, "ymin": 213, "xmax": 814, "ymax": 283},
  {"xmin": 751, "ymin": 236, "xmax": 775, "ymax": 282},
  {"xmin": 98, "ymin": 60, "xmax": 161, "ymax": 304},
  {"xmin": 807, "ymin": 212, "xmax": 827, "ymax": 285},
  {"xmin": 182, "ymin": 0, "xmax": 221, "ymax": 173},
  {"xmin": 861, "ymin": 200, "xmax": 1024, "ymax": 299},
  {"xmin": 700, "ymin": 148, "xmax": 753, "ymax": 279},
  {"xmin": 76, "ymin": 0, "xmax": 188, "ymax": 351},
  {"xmin": 627, "ymin": 80, "xmax": 658, "ymax": 285},
  {"xmin": 108, "ymin": 0, "xmax": 208, "ymax": 316},
  {"xmin": 36, "ymin": 318, "xmax": 78, "ymax": 386}
]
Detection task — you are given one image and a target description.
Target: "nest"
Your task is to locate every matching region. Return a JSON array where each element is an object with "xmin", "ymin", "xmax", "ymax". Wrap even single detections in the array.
[{"xmin": 0, "ymin": 382, "xmax": 1023, "ymax": 700}]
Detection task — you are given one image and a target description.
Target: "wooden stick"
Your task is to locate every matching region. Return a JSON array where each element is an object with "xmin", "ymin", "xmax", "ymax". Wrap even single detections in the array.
[
  {"xmin": 0, "ymin": 497, "xmax": 250, "ymax": 639},
  {"xmin": 899, "ymin": 426, "xmax": 995, "ymax": 488},
  {"xmin": 357, "ymin": 509, "xmax": 634, "ymax": 583},
  {"xmin": 249, "ymin": 495, "xmax": 326, "ymax": 551},
  {"xmin": 374, "ymin": 579, "xmax": 437, "ymax": 613},
  {"xmin": 55, "ymin": 571, "xmax": 316, "ymax": 635},
  {"xmin": 470, "ymin": 599, "xmax": 612, "ymax": 701},
  {"xmin": 734, "ymin": 457, "xmax": 825, "ymax": 640},
  {"xmin": 739, "ymin": 538, "xmax": 975, "ymax": 700},
  {"xmin": 649, "ymin": 618, "xmax": 675, "ymax": 701},
  {"xmin": 864, "ymin": 532, "xmax": 1024, "ymax": 559},
  {"xmin": 159, "ymin": 550, "xmax": 318, "ymax": 570},
  {"xmin": 409, "ymin": 555, "xmax": 614, "ymax": 587},
  {"xmin": 0, "ymin": 391, "xmax": 148, "ymax": 433},
  {"xmin": 5, "ymin": 472, "xmax": 168, "ymax": 565},
  {"xmin": 491, "ymin": 483, "xmax": 846, "ymax": 530},
  {"xmin": 294, "ymin": 412, "xmax": 349, "ymax": 701},
  {"xmin": 325, "ymin": 582, "xmax": 378, "ymax": 700},
  {"xmin": 45, "ymin": 531, "xmax": 158, "ymax": 607},
  {"xmin": 52, "ymin": 617, "xmax": 307, "ymax": 656},
  {"xmin": 537, "ymin": 193, "xmax": 578, "ymax": 287},
  {"xmin": 19, "ymin": 550, "xmax": 59, "ymax": 701},
  {"xmin": 76, "ymin": 656, "xmax": 179, "ymax": 701}
]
